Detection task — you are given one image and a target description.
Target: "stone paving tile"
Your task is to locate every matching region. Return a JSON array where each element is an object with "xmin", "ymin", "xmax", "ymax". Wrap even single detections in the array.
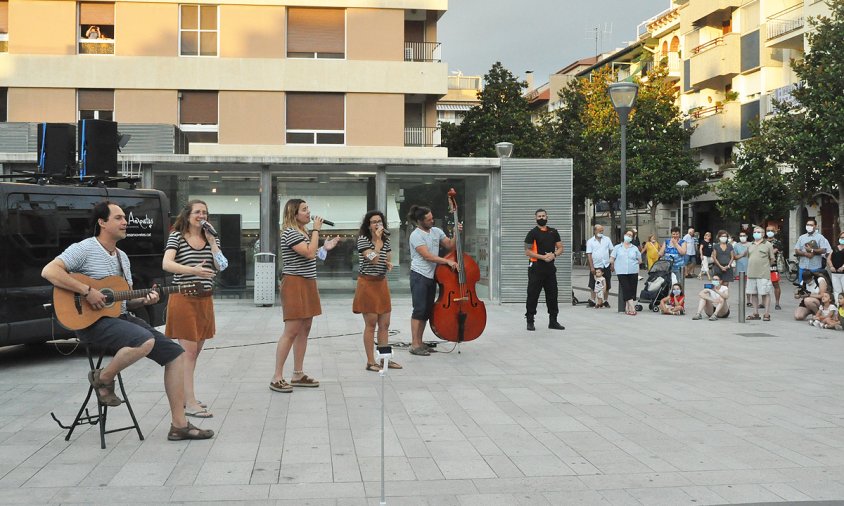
[{"xmin": 707, "ymin": 483, "xmax": 788, "ymax": 502}]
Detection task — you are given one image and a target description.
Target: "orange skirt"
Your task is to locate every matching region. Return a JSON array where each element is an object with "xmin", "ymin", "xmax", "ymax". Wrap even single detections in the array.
[
  {"xmin": 352, "ymin": 275, "xmax": 391, "ymax": 315},
  {"xmin": 281, "ymin": 275, "xmax": 322, "ymax": 321},
  {"xmin": 165, "ymin": 292, "xmax": 215, "ymax": 342}
]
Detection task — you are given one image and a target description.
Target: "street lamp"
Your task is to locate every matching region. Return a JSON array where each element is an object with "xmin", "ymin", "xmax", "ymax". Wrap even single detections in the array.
[
  {"xmin": 607, "ymin": 82, "xmax": 639, "ymax": 240},
  {"xmin": 676, "ymin": 179, "xmax": 689, "ymax": 229},
  {"xmin": 495, "ymin": 142, "xmax": 514, "ymax": 158},
  {"xmin": 608, "ymin": 82, "xmax": 638, "ymax": 313}
]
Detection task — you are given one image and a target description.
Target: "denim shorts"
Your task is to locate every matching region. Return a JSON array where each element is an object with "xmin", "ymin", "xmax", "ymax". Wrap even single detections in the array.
[
  {"xmin": 410, "ymin": 270, "xmax": 436, "ymax": 321},
  {"xmin": 75, "ymin": 314, "xmax": 184, "ymax": 366}
]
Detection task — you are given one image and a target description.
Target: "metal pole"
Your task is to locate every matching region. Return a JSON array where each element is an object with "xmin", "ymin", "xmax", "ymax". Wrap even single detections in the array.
[
  {"xmin": 738, "ymin": 275, "xmax": 746, "ymax": 323},
  {"xmin": 380, "ymin": 367, "xmax": 386, "ymax": 505},
  {"xmin": 679, "ymin": 192, "xmax": 684, "ymax": 292},
  {"xmin": 618, "ymin": 122, "xmax": 627, "ymax": 313}
]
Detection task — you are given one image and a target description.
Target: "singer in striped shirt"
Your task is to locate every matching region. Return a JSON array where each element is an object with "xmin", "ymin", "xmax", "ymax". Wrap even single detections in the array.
[
  {"xmin": 352, "ymin": 210, "xmax": 402, "ymax": 371},
  {"xmin": 162, "ymin": 200, "xmax": 227, "ymax": 418},
  {"xmin": 270, "ymin": 199, "xmax": 339, "ymax": 393}
]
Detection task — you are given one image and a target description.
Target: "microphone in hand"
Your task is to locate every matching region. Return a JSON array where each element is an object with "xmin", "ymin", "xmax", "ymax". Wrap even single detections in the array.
[
  {"xmin": 313, "ymin": 217, "xmax": 335, "ymax": 227},
  {"xmin": 199, "ymin": 220, "xmax": 219, "ymax": 237}
]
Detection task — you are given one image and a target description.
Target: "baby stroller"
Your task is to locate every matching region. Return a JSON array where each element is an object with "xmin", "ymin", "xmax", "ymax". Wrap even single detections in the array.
[{"xmin": 636, "ymin": 258, "xmax": 676, "ymax": 312}]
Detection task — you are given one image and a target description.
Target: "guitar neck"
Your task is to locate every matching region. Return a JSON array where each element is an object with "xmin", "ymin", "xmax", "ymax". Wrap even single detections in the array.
[{"xmin": 109, "ymin": 284, "xmax": 184, "ymax": 302}]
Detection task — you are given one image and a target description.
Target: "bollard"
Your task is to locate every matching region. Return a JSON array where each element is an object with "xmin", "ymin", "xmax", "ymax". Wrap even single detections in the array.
[{"xmin": 738, "ymin": 274, "xmax": 746, "ymax": 322}]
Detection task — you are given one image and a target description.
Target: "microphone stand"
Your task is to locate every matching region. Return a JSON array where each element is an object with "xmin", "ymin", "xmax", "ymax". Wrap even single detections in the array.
[{"xmin": 374, "ymin": 345, "xmax": 393, "ymax": 506}]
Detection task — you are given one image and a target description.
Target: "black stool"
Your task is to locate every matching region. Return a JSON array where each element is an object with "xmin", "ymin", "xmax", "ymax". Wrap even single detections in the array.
[{"xmin": 51, "ymin": 343, "xmax": 144, "ymax": 449}]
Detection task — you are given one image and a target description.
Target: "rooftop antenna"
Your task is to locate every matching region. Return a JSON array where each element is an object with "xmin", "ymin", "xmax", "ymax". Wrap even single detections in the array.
[{"xmin": 585, "ymin": 22, "xmax": 613, "ymax": 57}]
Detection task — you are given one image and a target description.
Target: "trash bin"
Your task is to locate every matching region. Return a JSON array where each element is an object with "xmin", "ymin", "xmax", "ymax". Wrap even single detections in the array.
[{"xmin": 253, "ymin": 253, "xmax": 276, "ymax": 306}]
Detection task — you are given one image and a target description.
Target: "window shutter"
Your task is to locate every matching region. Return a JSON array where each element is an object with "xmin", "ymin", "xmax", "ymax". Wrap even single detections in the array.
[
  {"xmin": 286, "ymin": 93, "xmax": 344, "ymax": 130},
  {"xmin": 180, "ymin": 91, "xmax": 218, "ymax": 124},
  {"xmin": 78, "ymin": 89, "xmax": 114, "ymax": 111},
  {"xmin": 0, "ymin": 1, "xmax": 9, "ymax": 33},
  {"xmin": 287, "ymin": 8, "xmax": 344, "ymax": 54},
  {"xmin": 79, "ymin": 2, "xmax": 115, "ymax": 25}
]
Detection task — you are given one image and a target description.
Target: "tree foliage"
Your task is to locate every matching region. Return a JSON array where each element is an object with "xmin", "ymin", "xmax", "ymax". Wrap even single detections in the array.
[{"xmin": 441, "ymin": 62, "xmax": 548, "ymax": 158}]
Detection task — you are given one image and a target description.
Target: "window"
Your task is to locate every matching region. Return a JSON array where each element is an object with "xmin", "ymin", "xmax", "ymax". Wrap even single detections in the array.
[
  {"xmin": 286, "ymin": 93, "xmax": 344, "ymax": 145},
  {"xmin": 0, "ymin": 0, "xmax": 8, "ymax": 53},
  {"xmin": 0, "ymin": 88, "xmax": 6, "ymax": 121},
  {"xmin": 179, "ymin": 90, "xmax": 218, "ymax": 143},
  {"xmin": 78, "ymin": 89, "xmax": 114, "ymax": 121},
  {"xmin": 180, "ymin": 4, "xmax": 218, "ymax": 56},
  {"xmin": 78, "ymin": 2, "xmax": 114, "ymax": 55},
  {"xmin": 287, "ymin": 8, "xmax": 344, "ymax": 59}
]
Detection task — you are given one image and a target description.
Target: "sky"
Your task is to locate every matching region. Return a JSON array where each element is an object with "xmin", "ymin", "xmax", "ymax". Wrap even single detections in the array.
[{"xmin": 438, "ymin": 0, "xmax": 672, "ymax": 85}]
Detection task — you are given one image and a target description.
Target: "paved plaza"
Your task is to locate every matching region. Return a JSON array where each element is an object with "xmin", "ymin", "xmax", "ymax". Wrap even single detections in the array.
[{"xmin": 2, "ymin": 268, "xmax": 844, "ymax": 505}]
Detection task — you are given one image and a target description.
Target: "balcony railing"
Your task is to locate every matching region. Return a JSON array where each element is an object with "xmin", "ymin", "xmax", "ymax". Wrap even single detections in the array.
[
  {"xmin": 766, "ymin": 82, "xmax": 800, "ymax": 114},
  {"xmin": 690, "ymin": 36, "xmax": 725, "ymax": 56},
  {"xmin": 689, "ymin": 104, "xmax": 726, "ymax": 120},
  {"xmin": 79, "ymin": 39, "xmax": 114, "ymax": 55},
  {"xmin": 655, "ymin": 51, "xmax": 681, "ymax": 73},
  {"xmin": 0, "ymin": 33, "xmax": 7, "ymax": 53},
  {"xmin": 0, "ymin": 123, "xmax": 188, "ymax": 155},
  {"xmin": 448, "ymin": 75, "xmax": 481, "ymax": 90},
  {"xmin": 404, "ymin": 127, "xmax": 440, "ymax": 147},
  {"xmin": 767, "ymin": 3, "xmax": 804, "ymax": 40},
  {"xmin": 404, "ymin": 42, "xmax": 442, "ymax": 63}
]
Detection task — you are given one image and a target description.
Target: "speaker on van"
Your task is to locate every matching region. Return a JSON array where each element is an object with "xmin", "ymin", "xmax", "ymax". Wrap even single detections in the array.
[
  {"xmin": 36, "ymin": 123, "xmax": 76, "ymax": 176},
  {"xmin": 78, "ymin": 119, "xmax": 118, "ymax": 177}
]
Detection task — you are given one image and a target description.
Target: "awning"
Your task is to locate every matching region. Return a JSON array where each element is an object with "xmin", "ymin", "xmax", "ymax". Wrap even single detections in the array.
[{"xmin": 437, "ymin": 103, "xmax": 473, "ymax": 111}]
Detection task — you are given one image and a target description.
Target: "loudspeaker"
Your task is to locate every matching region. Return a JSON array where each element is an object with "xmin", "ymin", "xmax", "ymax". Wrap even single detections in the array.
[
  {"xmin": 36, "ymin": 123, "xmax": 76, "ymax": 176},
  {"xmin": 78, "ymin": 119, "xmax": 118, "ymax": 177}
]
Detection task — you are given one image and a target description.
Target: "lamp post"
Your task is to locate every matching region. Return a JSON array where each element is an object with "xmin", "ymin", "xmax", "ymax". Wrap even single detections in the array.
[
  {"xmin": 676, "ymin": 179, "xmax": 689, "ymax": 230},
  {"xmin": 608, "ymin": 82, "xmax": 638, "ymax": 312},
  {"xmin": 495, "ymin": 142, "xmax": 514, "ymax": 158}
]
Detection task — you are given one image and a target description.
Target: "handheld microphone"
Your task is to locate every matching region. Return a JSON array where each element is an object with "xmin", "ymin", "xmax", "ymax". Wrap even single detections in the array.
[
  {"xmin": 199, "ymin": 220, "xmax": 219, "ymax": 237},
  {"xmin": 313, "ymin": 217, "xmax": 335, "ymax": 227},
  {"xmin": 378, "ymin": 224, "xmax": 391, "ymax": 237}
]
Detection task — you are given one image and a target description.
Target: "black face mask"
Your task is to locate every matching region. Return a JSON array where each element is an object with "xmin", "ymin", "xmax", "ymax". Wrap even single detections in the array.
[{"xmin": 536, "ymin": 219, "xmax": 548, "ymax": 227}]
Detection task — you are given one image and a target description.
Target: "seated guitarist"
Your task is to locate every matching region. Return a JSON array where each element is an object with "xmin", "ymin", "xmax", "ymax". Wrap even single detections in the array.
[{"xmin": 41, "ymin": 201, "xmax": 213, "ymax": 442}]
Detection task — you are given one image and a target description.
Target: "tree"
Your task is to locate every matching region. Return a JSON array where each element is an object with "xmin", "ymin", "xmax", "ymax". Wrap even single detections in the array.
[
  {"xmin": 716, "ymin": 129, "xmax": 795, "ymax": 224},
  {"xmin": 441, "ymin": 62, "xmax": 548, "ymax": 158}
]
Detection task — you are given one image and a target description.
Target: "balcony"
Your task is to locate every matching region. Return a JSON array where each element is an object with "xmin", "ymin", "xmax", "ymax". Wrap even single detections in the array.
[
  {"xmin": 689, "ymin": 102, "xmax": 741, "ymax": 149},
  {"xmin": 0, "ymin": 33, "xmax": 7, "ymax": 53},
  {"xmin": 404, "ymin": 127, "xmax": 440, "ymax": 147},
  {"xmin": 79, "ymin": 38, "xmax": 114, "ymax": 55},
  {"xmin": 766, "ymin": 3, "xmax": 805, "ymax": 49},
  {"xmin": 655, "ymin": 51, "xmax": 682, "ymax": 79},
  {"xmin": 681, "ymin": 0, "xmax": 742, "ymax": 33},
  {"xmin": 765, "ymin": 83, "xmax": 799, "ymax": 115},
  {"xmin": 688, "ymin": 32, "xmax": 740, "ymax": 89},
  {"xmin": 404, "ymin": 42, "xmax": 441, "ymax": 63}
]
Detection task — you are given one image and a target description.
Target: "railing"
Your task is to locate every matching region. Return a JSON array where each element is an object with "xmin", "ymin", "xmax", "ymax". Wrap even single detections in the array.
[
  {"xmin": 655, "ymin": 51, "xmax": 681, "ymax": 72},
  {"xmin": 404, "ymin": 127, "xmax": 440, "ymax": 147},
  {"xmin": 0, "ymin": 33, "xmax": 8, "ymax": 53},
  {"xmin": 766, "ymin": 3, "xmax": 804, "ymax": 40},
  {"xmin": 448, "ymin": 75, "xmax": 481, "ymax": 90},
  {"xmin": 691, "ymin": 36, "xmax": 724, "ymax": 56},
  {"xmin": 404, "ymin": 42, "xmax": 442, "ymax": 62},
  {"xmin": 79, "ymin": 39, "xmax": 114, "ymax": 55},
  {"xmin": 0, "ymin": 123, "xmax": 189, "ymax": 154},
  {"xmin": 766, "ymin": 82, "xmax": 800, "ymax": 114},
  {"xmin": 689, "ymin": 104, "xmax": 726, "ymax": 120}
]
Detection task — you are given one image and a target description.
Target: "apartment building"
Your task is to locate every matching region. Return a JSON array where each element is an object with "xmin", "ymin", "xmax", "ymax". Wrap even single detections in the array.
[{"xmin": 436, "ymin": 72, "xmax": 481, "ymax": 127}]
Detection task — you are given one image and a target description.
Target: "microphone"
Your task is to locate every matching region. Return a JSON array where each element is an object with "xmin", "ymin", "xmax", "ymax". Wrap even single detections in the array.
[
  {"xmin": 313, "ymin": 217, "xmax": 335, "ymax": 227},
  {"xmin": 199, "ymin": 220, "xmax": 219, "ymax": 237}
]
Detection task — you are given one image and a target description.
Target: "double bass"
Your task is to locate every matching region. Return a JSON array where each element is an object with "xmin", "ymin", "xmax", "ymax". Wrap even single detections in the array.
[{"xmin": 430, "ymin": 188, "xmax": 487, "ymax": 344}]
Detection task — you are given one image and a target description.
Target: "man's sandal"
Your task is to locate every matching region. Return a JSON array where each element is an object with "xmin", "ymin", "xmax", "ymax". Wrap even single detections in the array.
[
  {"xmin": 269, "ymin": 379, "xmax": 293, "ymax": 393},
  {"xmin": 167, "ymin": 423, "xmax": 214, "ymax": 441},
  {"xmin": 386, "ymin": 360, "xmax": 403, "ymax": 369},
  {"xmin": 88, "ymin": 369, "xmax": 122, "ymax": 407},
  {"xmin": 366, "ymin": 363, "xmax": 383, "ymax": 372}
]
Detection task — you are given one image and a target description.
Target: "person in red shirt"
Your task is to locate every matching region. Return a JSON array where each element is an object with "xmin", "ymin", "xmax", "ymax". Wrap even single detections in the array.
[{"xmin": 659, "ymin": 283, "xmax": 685, "ymax": 315}]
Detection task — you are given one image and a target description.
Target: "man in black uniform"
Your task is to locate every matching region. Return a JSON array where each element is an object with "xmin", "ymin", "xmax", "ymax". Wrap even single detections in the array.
[{"xmin": 524, "ymin": 209, "xmax": 565, "ymax": 331}]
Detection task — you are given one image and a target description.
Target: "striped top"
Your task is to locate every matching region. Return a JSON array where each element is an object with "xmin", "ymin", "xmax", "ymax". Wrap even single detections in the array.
[
  {"xmin": 165, "ymin": 232, "xmax": 220, "ymax": 292},
  {"xmin": 281, "ymin": 227, "xmax": 317, "ymax": 278},
  {"xmin": 357, "ymin": 235, "xmax": 391, "ymax": 276},
  {"xmin": 58, "ymin": 237, "xmax": 132, "ymax": 314}
]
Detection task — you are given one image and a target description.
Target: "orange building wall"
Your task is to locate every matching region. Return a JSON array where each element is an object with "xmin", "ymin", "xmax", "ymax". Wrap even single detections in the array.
[
  {"xmin": 220, "ymin": 4, "xmax": 285, "ymax": 58},
  {"xmin": 8, "ymin": 0, "xmax": 76, "ymax": 55},
  {"xmin": 115, "ymin": 2, "xmax": 178, "ymax": 56},
  {"xmin": 219, "ymin": 91, "xmax": 285, "ymax": 145},
  {"xmin": 346, "ymin": 93, "xmax": 403, "ymax": 146},
  {"xmin": 114, "ymin": 89, "xmax": 178, "ymax": 123},
  {"xmin": 347, "ymin": 9, "xmax": 403, "ymax": 61},
  {"xmin": 7, "ymin": 88, "xmax": 77, "ymax": 122}
]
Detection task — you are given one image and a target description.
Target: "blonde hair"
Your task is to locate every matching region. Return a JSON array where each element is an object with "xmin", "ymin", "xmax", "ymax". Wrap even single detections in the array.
[{"xmin": 282, "ymin": 198, "xmax": 307, "ymax": 232}]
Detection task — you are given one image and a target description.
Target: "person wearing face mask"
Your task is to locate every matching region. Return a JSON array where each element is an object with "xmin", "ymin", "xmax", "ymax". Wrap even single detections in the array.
[
  {"xmin": 734, "ymin": 230, "xmax": 749, "ymax": 283},
  {"xmin": 610, "ymin": 229, "xmax": 643, "ymax": 315},
  {"xmin": 794, "ymin": 272, "xmax": 829, "ymax": 321},
  {"xmin": 692, "ymin": 275, "xmax": 730, "ymax": 320},
  {"xmin": 586, "ymin": 224, "xmax": 613, "ymax": 307},
  {"xmin": 745, "ymin": 226, "xmax": 776, "ymax": 321},
  {"xmin": 658, "ymin": 226, "xmax": 688, "ymax": 283},
  {"xmin": 765, "ymin": 226, "xmax": 784, "ymax": 310},
  {"xmin": 794, "ymin": 218, "xmax": 831, "ymax": 285},
  {"xmin": 659, "ymin": 283, "xmax": 685, "ymax": 315},
  {"xmin": 524, "ymin": 209, "xmax": 565, "ymax": 331},
  {"xmin": 711, "ymin": 230, "xmax": 734, "ymax": 287},
  {"xmin": 827, "ymin": 231, "xmax": 844, "ymax": 303}
]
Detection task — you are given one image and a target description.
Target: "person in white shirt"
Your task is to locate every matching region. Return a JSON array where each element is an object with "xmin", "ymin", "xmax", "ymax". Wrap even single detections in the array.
[
  {"xmin": 683, "ymin": 227, "xmax": 697, "ymax": 278},
  {"xmin": 585, "ymin": 225, "xmax": 613, "ymax": 307}
]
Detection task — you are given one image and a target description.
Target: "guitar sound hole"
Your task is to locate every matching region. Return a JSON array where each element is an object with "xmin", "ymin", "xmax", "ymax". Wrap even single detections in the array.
[{"xmin": 101, "ymin": 289, "xmax": 115, "ymax": 305}]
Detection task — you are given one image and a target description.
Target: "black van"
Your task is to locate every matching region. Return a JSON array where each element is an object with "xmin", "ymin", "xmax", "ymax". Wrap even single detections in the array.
[{"xmin": 0, "ymin": 182, "xmax": 170, "ymax": 347}]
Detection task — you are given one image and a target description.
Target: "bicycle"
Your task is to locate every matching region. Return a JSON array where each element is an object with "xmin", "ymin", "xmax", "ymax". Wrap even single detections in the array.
[{"xmin": 777, "ymin": 253, "xmax": 799, "ymax": 283}]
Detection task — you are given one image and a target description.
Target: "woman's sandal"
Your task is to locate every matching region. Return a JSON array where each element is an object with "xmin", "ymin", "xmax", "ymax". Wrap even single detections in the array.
[
  {"xmin": 366, "ymin": 363, "xmax": 383, "ymax": 372},
  {"xmin": 168, "ymin": 422, "xmax": 214, "ymax": 441},
  {"xmin": 269, "ymin": 379, "xmax": 293, "ymax": 393},
  {"xmin": 746, "ymin": 314, "xmax": 761, "ymax": 320},
  {"xmin": 290, "ymin": 374, "xmax": 320, "ymax": 387},
  {"xmin": 386, "ymin": 360, "xmax": 403, "ymax": 369},
  {"xmin": 88, "ymin": 369, "xmax": 122, "ymax": 407}
]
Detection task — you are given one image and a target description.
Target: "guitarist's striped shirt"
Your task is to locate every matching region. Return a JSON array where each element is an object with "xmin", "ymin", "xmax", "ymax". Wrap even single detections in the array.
[{"xmin": 58, "ymin": 237, "xmax": 132, "ymax": 314}]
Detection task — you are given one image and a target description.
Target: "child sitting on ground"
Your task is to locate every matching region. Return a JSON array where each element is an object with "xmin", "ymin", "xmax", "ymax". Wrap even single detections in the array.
[
  {"xmin": 659, "ymin": 283, "xmax": 685, "ymax": 315},
  {"xmin": 593, "ymin": 268, "xmax": 607, "ymax": 309},
  {"xmin": 809, "ymin": 292, "xmax": 838, "ymax": 329},
  {"xmin": 838, "ymin": 294, "xmax": 844, "ymax": 330}
]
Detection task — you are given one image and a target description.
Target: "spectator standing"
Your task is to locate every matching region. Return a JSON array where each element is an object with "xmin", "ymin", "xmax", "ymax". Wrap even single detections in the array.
[
  {"xmin": 794, "ymin": 218, "xmax": 831, "ymax": 284},
  {"xmin": 682, "ymin": 227, "xmax": 697, "ymax": 278},
  {"xmin": 610, "ymin": 229, "xmax": 643, "ymax": 315},
  {"xmin": 745, "ymin": 226, "xmax": 776, "ymax": 321},
  {"xmin": 698, "ymin": 231, "xmax": 713, "ymax": 281},
  {"xmin": 766, "ymin": 225, "xmax": 784, "ymax": 310},
  {"xmin": 827, "ymin": 230, "xmax": 844, "ymax": 303},
  {"xmin": 586, "ymin": 225, "xmax": 613, "ymax": 307},
  {"xmin": 642, "ymin": 234, "xmax": 660, "ymax": 270},
  {"xmin": 658, "ymin": 226, "xmax": 687, "ymax": 282},
  {"xmin": 712, "ymin": 230, "xmax": 734, "ymax": 287}
]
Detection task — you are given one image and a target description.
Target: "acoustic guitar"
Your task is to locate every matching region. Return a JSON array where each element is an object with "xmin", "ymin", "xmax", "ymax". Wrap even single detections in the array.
[{"xmin": 53, "ymin": 273, "xmax": 206, "ymax": 330}]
